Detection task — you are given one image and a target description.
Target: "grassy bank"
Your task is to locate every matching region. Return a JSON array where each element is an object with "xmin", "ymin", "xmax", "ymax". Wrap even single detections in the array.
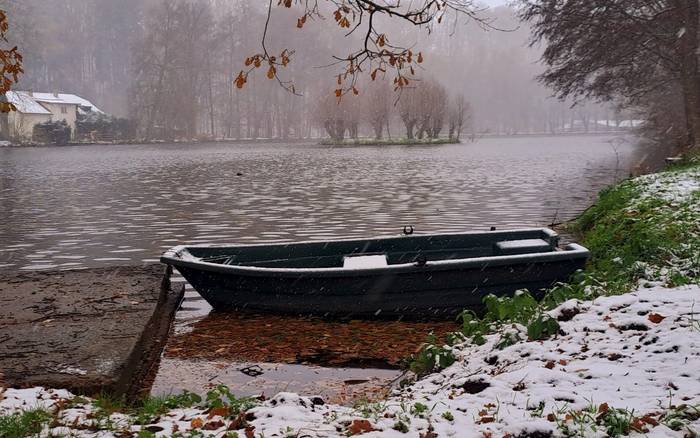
[
  {"xmin": 571, "ymin": 157, "xmax": 700, "ymax": 292},
  {"xmin": 410, "ymin": 157, "xmax": 700, "ymax": 375},
  {"xmin": 319, "ymin": 137, "xmax": 460, "ymax": 146}
]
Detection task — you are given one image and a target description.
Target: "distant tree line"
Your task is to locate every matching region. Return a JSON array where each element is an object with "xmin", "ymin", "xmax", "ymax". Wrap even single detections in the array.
[
  {"xmin": 4, "ymin": 0, "xmax": 630, "ymax": 142},
  {"xmin": 315, "ymin": 79, "xmax": 471, "ymax": 142}
]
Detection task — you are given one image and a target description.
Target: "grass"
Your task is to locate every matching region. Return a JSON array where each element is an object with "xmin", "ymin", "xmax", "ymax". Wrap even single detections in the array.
[
  {"xmin": 353, "ymin": 398, "xmax": 388, "ymax": 421},
  {"xmin": 409, "ymin": 159, "xmax": 700, "ymax": 376},
  {"xmin": 544, "ymin": 399, "xmax": 699, "ymax": 438},
  {"xmin": 0, "ymin": 409, "xmax": 53, "ymax": 438},
  {"xmin": 0, "ymin": 385, "xmax": 258, "ymax": 437},
  {"xmin": 662, "ymin": 403, "xmax": 700, "ymax": 432},
  {"xmin": 409, "ymin": 290, "xmax": 563, "ymax": 375},
  {"xmin": 571, "ymin": 161, "xmax": 700, "ymax": 291}
]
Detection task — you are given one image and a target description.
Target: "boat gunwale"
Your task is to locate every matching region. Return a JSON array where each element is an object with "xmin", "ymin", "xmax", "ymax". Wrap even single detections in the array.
[{"xmin": 160, "ymin": 229, "xmax": 590, "ymax": 278}]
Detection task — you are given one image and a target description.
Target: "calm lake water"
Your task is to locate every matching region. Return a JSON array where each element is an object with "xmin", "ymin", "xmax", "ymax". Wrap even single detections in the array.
[{"xmin": 0, "ymin": 134, "xmax": 645, "ymax": 272}]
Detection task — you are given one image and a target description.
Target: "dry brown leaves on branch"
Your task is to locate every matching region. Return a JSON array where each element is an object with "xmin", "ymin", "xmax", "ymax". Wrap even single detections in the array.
[
  {"xmin": 234, "ymin": 0, "xmax": 484, "ymax": 100},
  {"xmin": 0, "ymin": 10, "xmax": 22, "ymax": 113}
]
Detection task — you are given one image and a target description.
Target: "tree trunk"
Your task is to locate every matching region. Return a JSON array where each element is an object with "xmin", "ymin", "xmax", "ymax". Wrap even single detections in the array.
[{"xmin": 677, "ymin": 0, "xmax": 700, "ymax": 148}]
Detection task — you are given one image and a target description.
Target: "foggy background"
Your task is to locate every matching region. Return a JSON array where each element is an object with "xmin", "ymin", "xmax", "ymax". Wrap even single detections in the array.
[{"xmin": 1, "ymin": 0, "xmax": 627, "ymax": 139}]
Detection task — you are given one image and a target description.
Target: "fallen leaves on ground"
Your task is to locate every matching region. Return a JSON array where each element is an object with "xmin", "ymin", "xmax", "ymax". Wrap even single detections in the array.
[
  {"xmin": 348, "ymin": 419, "xmax": 375, "ymax": 435},
  {"xmin": 648, "ymin": 313, "xmax": 665, "ymax": 323},
  {"xmin": 166, "ymin": 313, "xmax": 456, "ymax": 368},
  {"xmin": 190, "ymin": 417, "xmax": 204, "ymax": 429}
]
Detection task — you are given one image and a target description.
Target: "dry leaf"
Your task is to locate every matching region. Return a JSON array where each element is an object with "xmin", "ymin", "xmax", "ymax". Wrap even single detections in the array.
[
  {"xmin": 648, "ymin": 313, "xmax": 665, "ymax": 324},
  {"xmin": 208, "ymin": 406, "xmax": 230, "ymax": 419},
  {"xmin": 348, "ymin": 419, "xmax": 375, "ymax": 435},
  {"xmin": 203, "ymin": 420, "xmax": 225, "ymax": 430},
  {"xmin": 640, "ymin": 414, "xmax": 659, "ymax": 426}
]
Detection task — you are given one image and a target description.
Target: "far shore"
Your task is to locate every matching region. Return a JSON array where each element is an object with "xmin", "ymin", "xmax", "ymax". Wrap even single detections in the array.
[{"xmin": 0, "ymin": 130, "xmax": 635, "ymax": 149}]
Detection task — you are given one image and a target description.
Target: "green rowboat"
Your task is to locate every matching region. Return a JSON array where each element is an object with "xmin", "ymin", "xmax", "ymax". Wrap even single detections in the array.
[{"xmin": 161, "ymin": 228, "xmax": 589, "ymax": 319}]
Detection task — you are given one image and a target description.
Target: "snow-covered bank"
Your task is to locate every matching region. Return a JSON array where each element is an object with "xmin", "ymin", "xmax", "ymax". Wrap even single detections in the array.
[
  {"xmin": 2, "ymin": 285, "xmax": 698, "ymax": 437},
  {"xmin": 2, "ymin": 163, "xmax": 699, "ymax": 437}
]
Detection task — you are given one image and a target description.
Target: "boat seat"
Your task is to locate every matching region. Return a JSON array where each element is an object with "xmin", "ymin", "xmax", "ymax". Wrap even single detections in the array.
[
  {"xmin": 343, "ymin": 254, "xmax": 388, "ymax": 269},
  {"xmin": 494, "ymin": 238, "xmax": 552, "ymax": 255}
]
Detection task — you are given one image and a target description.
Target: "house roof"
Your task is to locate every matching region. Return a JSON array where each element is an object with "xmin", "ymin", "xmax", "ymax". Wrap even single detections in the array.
[
  {"xmin": 5, "ymin": 91, "xmax": 52, "ymax": 115},
  {"xmin": 30, "ymin": 92, "xmax": 104, "ymax": 113}
]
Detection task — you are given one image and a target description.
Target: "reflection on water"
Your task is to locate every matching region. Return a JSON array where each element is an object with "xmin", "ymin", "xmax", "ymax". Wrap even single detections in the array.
[{"xmin": 0, "ymin": 135, "xmax": 644, "ymax": 271}]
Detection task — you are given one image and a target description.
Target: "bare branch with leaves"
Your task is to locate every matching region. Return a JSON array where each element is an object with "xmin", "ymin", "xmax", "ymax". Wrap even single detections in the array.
[{"xmin": 236, "ymin": 0, "xmax": 488, "ymax": 99}]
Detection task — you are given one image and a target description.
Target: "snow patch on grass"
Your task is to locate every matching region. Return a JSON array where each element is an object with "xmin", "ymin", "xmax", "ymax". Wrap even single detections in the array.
[{"xmin": 635, "ymin": 166, "xmax": 700, "ymax": 204}]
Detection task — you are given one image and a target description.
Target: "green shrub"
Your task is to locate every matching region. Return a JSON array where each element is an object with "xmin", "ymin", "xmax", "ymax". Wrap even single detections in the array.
[{"xmin": 409, "ymin": 333, "xmax": 457, "ymax": 376}]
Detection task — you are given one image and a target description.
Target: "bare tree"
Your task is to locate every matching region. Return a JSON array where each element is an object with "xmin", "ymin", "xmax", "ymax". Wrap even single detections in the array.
[
  {"xmin": 521, "ymin": 0, "xmax": 700, "ymax": 149},
  {"xmin": 131, "ymin": 0, "xmax": 214, "ymax": 140},
  {"xmin": 363, "ymin": 81, "xmax": 391, "ymax": 140},
  {"xmin": 424, "ymin": 81, "xmax": 448, "ymax": 138},
  {"xmin": 401, "ymin": 79, "xmax": 447, "ymax": 140},
  {"xmin": 398, "ymin": 87, "xmax": 421, "ymax": 140},
  {"xmin": 315, "ymin": 92, "xmax": 360, "ymax": 141},
  {"xmin": 448, "ymin": 94, "xmax": 470, "ymax": 140}
]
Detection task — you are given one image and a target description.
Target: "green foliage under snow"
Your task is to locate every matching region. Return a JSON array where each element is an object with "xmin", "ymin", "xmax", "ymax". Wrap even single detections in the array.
[{"xmin": 410, "ymin": 160, "xmax": 700, "ymax": 376}]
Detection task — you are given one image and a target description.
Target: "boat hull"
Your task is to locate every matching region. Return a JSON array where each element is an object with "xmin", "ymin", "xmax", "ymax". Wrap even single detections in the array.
[
  {"xmin": 162, "ymin": 229, "xmax": 589, "ymax": 320},
  {"xmin": 170, "ymin": 253, "xmax": 586, "ymax": 320}
]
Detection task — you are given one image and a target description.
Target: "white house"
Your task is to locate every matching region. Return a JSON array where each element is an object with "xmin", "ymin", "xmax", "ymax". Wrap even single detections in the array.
[
  {"xmin": 3, "ymin": 91, "xmax": 53, "ymax": 139},
  {"xmin": 2, "ymin": 91, "xmax": 103, "ymax": 141}
]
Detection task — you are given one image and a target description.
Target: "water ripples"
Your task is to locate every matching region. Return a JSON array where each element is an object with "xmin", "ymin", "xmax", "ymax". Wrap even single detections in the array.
[{"xmin": 0, "ymin": 135, "xmax": 643, "ymax": 271}]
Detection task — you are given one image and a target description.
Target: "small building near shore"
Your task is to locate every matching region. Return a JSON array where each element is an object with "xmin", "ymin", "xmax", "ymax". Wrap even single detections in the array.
[
  {"xmin": 1, "ymin": 91, "xmax": 103, "ymax": 141},
  {"xmin": 2, "ymin": 91, "xmax": 53, "ymax": 139}
]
